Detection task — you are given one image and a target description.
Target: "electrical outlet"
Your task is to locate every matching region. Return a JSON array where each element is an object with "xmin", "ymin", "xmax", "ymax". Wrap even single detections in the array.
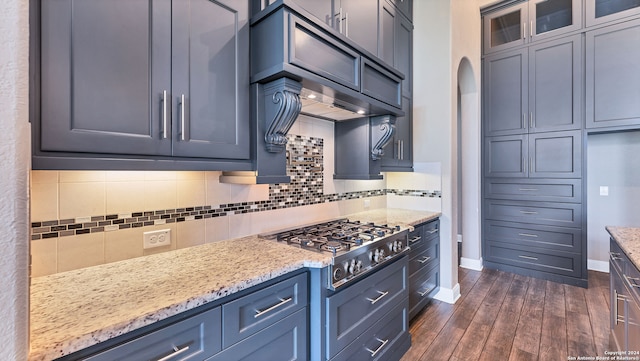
[
  {"xmin": 364, "ymin": 199, "xmax": 371, "ymax": 208},
  {"xmin": 143, "ymin": 229, "xmax": 171, "ymax": 249},
  {"xmin": 600, "ymin": 186, "xmax": 609, "ymax": 196}
]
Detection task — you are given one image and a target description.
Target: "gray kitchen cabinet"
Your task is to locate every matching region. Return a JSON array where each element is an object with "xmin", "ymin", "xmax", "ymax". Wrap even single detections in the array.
[
  {"xmin": 407, "ymin": 219, "xmax": 440, "ymax": 320},
  {"xmin": 381, "ymin": 96, "xmax": 413, "ymax": 171},
  {"xmin": 389, "ymin": 0, "xmax": 412, "ymax": 20},
  {"xmin": 294, "ymin": 0, "xmax": 333, "ymax": 25},
  {"xmin": 379, "ymin": 0, "xmax": 413, "ymax": 96},
  {"xmin": 59, "ymin": 271, "xmax": 309, "ymax": 361},
  {"xmin": 332, "ymin": 0, "xmax": 380, "ymax": 55},
  {"xmin": 326, "ymin": 256, "xmax": 409, "ymax": 361},
  {"xmin": 483, "ymin": 0, "xmax": 582, "ymax": 53},
  {"xmin": 35, "ymin": 0, "xmax": 250, "ymax": 169},
  {"xmin": 82, "ymin": 307, "xmax": 222, "ymax": 361},
  {"xmin": 586, "ymin": 18, "xmax": 640, "ymax": 130},
  {"xmin": 483, "ymin": 35, "xmax": 582, "ymax": 137},
  {"xmin": 484, "ymin": 130, "xmax": 583, "ymax": 178},
  {"xmin": 610, "ymin": 239, "xmax": 640, "ymax": 352},
  {"xmin": 586, "ymin": 0, "xmax": 640, "ymax": 27}
]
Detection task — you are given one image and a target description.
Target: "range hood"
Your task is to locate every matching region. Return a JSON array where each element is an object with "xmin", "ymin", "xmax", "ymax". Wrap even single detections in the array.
[{"xmin": 220, "ymin": 0, "xmax": 405, "ymax": 185}]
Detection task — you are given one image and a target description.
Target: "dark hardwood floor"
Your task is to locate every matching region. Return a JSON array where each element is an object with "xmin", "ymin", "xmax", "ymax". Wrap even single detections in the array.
[{"xmin": 402, "ymin": 268, "xmax": 611, "ymax": 361}]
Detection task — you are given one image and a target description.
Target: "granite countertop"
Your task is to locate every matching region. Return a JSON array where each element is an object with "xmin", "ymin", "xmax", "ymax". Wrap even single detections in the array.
[
  {"xmin": 606, "ymin": 226, "xmax": 640, "ymax": 270},
  {"xmin": 28, "ymin": 208, "xmax": 440, "ymax": 361}
]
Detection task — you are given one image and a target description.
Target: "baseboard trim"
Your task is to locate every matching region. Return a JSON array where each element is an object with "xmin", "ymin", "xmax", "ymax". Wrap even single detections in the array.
[
  {"xmin": 433, "ymin": 283, "xmax": 461, "ymax": 304},
  {"xmin": 588, "ymin": 259, "xmax": 609, "ymax": 273},
  {"xmin": 460, "ymin": 257, "xmax": 483, "ymax": 271}
]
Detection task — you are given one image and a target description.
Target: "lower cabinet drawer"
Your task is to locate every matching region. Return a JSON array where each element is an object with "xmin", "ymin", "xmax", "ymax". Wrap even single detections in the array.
[
  {"xmin": 207, "ymin": 308, "xmax": 307, "ymax": 361},
  {"xmin": 485, "ymin": 178, "xmax": 582, "ymax": 203},
  {"xmin": 332, "ymin": 301, "xmax": 410, "ymax": 361},
  {"xmin": 409, "ymin": 264, "xmax": 439, "ymax": 319},
  {"xmin": 485, "ymin": 241, "xmax": 582, "ymax": 277},
  {"xmin": 485, "ymin": 199, "xmax": 582, "ymax": 228},
  {"xmin": 85, "ymin": 307, "xmax": 222, "ymax": 361},
  {"xmin": 408, "ymin": 237, "xmax": 438, "ymax": 276},
  {"xmin": 484, "ymin": 220, "xmax": 582, "ymax": 253},
  {"xmin": 222, "ymin": 273, "xmax": 307, "ymax": 348},
  {"xmin": 326, "ymin": 257, "xmax": 407, "ymax": 358}
]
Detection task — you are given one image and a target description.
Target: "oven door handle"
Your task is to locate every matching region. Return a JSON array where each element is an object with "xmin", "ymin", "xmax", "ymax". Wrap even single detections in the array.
[{"xmin": 365, "ymin": 290, "xmax": 389, "ymax": 305}]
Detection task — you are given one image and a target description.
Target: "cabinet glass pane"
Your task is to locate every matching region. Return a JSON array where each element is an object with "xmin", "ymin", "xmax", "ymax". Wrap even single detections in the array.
[
  {"xmin": 491, "ymin": 10, "xmax": 522, "ymax": 48},
  {"xmin": 536, "ymin": 0, "xmax": 573, "ymax": 35},
  {"xmin": 595, "ymin": 0, "xmax": 640, "ymax": 18}
]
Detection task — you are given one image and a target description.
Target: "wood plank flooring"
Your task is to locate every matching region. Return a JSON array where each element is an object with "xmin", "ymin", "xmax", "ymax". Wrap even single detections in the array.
[{"xmin": 402, "ymin": 268, "xmax": 611, "ymax": 361}]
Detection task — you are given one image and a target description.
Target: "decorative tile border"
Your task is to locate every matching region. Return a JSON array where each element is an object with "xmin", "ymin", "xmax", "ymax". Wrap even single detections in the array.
[{"xmin": 30, "ymin": 135, "xmax": 441, "ymax": 240}]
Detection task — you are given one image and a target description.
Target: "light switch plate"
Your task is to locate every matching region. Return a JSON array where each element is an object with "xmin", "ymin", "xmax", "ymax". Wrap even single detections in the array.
[{"xmin": 600, "ymin": 186, "xmax": 609, "ymax": 196}]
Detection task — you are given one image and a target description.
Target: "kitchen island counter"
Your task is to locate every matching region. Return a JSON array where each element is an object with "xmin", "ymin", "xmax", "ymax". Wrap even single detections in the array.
[
  {"xmin": 29, "ymin": 208, "xmax": 439, "ymax": 361},
  {"xmin": 607, "ymin": 226, "xmax": 640, "ymax": 270}
]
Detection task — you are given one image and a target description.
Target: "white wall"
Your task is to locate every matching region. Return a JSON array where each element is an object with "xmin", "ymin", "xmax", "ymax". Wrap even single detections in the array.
[
  {"xmin": 587, "ymin": 131, "xmax": 640, "ymax": 272},
  {"xmin": 0, "ymin": 0, "xmax": 30, "ymax": 359}
]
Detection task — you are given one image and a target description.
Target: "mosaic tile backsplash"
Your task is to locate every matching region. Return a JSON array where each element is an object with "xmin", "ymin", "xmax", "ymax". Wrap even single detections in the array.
[
  {"xmin": 30, "ymin": 134, "xmax": 440, "ymax": 275},
  {"xmin": 31, "ymin": 135, "xmax": 440, "ymax": 241}
]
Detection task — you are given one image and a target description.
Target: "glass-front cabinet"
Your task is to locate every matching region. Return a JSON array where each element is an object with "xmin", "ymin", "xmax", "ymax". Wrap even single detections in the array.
[
  {"xmin": 483, "ymin": 0, "xmax": 582, "ymax": 53},
  {"xmin": 587, "ymin": 0, "xmax": 640, "ymax": 26}
]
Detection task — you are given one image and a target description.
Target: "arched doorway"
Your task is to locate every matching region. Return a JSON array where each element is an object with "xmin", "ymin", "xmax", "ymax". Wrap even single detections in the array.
[{"xmin": 456, "ymin": 57, "xmax": 483, "ymax": 271}]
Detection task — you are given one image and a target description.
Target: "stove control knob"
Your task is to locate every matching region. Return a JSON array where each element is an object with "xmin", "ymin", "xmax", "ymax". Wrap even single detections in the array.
[
  {"xmin": 348, "ymin": 259, "xmax": 356, "ymax": 274},
  {"xmin": 369, "ymin": 251, "xmax": 374, "ymax": 262},
  {"xmin": 333, "ymin": 267, "xmax": 343, "ymax": 281},
  {"xmin": 343, "ymin": 261, "xmax": 350, "ymax": 274},
  {"xmin": 387, "ymin": 242, "xmax": 394, "ymax": 252},
  {"xmin": 379, "ymin": 248, "xmax": 386, "ymax": 259},
  {"xmin": 373, "ymin": 249, "xmax": 380, "ymax": 263},
  {"xmin": 355, "ymin": 260, "xmax": 363, "ymax": 272}
]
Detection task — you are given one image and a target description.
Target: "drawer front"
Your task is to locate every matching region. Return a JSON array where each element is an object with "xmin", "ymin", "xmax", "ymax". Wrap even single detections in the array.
[
  {"xmin": 485, "ymin": 241, "xmax": 582, "ymax": 277},
  {"xmin": 408, "ymin": 237, "xmax": 438, "ymax": 276},
  {"xmin": 409, "ymin": 264, "xmax": 439, "ymax": 319},
  {"xmin": 85, "ymin": 307, "xmax": 221, "ymax": 361},
  {"xmin": 422, "ymin": 219, "xmax": 440, "ymax": 241},
  {"xmin": 361, "ymin": 58, "xmax": 402, "ymax": 108},
  {"xmin": 327, "ymin": 256, "xmax": 407, "ymax": 358},
  {"xmin": 485, "ymin": 199, "xmax": 582, "ymax": 228},
  {"xmin": 208, "ymin": 308, "xmax": 307, "ymax": 361},
  {"xmin": 222, "ymin": 273, "xmax": 307, "ymax": 348},
  {"xmin": 332, "ymin": 301, "xmax": 410, "ymax": 361},
  {"xmin": 485, "ymin": 178, "xmax": 582, "ymax": 203},
  {"xmin": 289, "ymin": 15, "xmax": 360, "ymax": 91},
  {"xmin": 485, "ymin": 220, "xmax": 582, "ymax": 253}
]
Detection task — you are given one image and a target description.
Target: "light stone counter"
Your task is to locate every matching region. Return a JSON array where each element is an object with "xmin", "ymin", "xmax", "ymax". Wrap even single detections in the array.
[
  {"xmin": 607, "ymin": 226, "xmax": 640, "ymax": 270},
  {"xmin": 29, "ymin": 208, "xmax": 440, "ymax": 361}
]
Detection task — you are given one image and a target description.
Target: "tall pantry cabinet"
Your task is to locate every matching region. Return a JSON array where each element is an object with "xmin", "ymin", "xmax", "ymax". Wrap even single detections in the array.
[
  {"xmin": 482, "ymin": 0, "xmax": 640, "ymax": 287},
  {"xmin": 482, "ymin": 0, "xmax": 587, "ymax": 287}
]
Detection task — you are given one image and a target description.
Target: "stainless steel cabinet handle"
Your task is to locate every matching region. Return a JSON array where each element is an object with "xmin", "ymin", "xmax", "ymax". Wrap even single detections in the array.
[
  {"xmin": 427, "ymin": 229, "xmax": 438, "ymax": 234},
  {"xmin": 418, "ymin": 286, "xmax": 434, "ymax": 297},
  {"xmin": 417, "ymin": 256, "xmax": 431, "ymax": 264},
  {"xmin": 397, "ymin": 140, "xmax": 401, "ymax": 160},
  {"xmin": 518, "ymin": 255, "xmax": 538, "ymax": 261},
  {"xmin": 518, "ymin": 233, "xmax": 538, "ymax": 238},
  {"xmin": 345, "ymin": 11, "xmax": 349, "ymax": 36},
  {"xmin": 365, "ymin": 338, "xmax": 389, "ymax": 357},
  {"xmin": 522, "ymin": 22, "xmax": 526, "ymax": 40},
  {"xmin": 401, "ymin": 140, "xmax": 404, "ymax": 160},
  {"xmin": 518, "ymin": 188, "xmax": 538, "ymax": 191},
  {"xmin": 409, "ymin": 236, "xmax": 422, "ymax": 244},
  {"xmin": 522, "ymin": 113, "xmax": 526, "ymax": 129},
  {"xmin": 179, "ymin": 94, "xmax": 185, "ymax": 141},
  {"xmin": 610, "ymin": 252, "xmax": 622, "ymax": 261},
  {"xmin": 156, "ymin": 345, "xmax": 190, "ymax": 361},
  {"xmin": 161, "ymin": 90, "xmax": 168, "ymax": 139},
  {"xmin": 519, "ymin": 210, "xmax": 538, "ymax": 215},
  {"xmin": 530, "ymin": 20, "xmax": 533, "ymax": 39},
  {"xmin": 254, "ymin": 297, "xmax": 292, "ymax": 318},
  {"xmin": 530, "ymin": 112, "xmax": 534, "ymax": 128},
  {"xmin": 625, "ymin": 276, "xmax": 640, "ymax": 289},
  {"xmin": 614, "ymin": 289, "xmax": 626, "ymax": 325},
  {"xmin": 365, "ymin": 290, "xmax": 389, "ymax": 305}
]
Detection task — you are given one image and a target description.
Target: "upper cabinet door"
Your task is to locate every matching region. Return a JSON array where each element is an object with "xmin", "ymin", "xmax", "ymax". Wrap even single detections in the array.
[
  {"xmin": 586, "ymin": 18, "xmax": 640, "ymax": 130},
  {"xmin": 586, "ymin": 0, "xmax": 640, "ymax": 27},
  {"xmin": 530, "ymin": 0, "xmax": 582, "ymax": 43},
  {"xmin": 483, "ymin": 0, "xmax": 581, "ymax": 54},
  {"xmin": 483, "ymin": 3, "xmax": 528, "ymax": 54},
  {"xmin": 483, "ymin": 48, "xmax": 529, "ymax": 136},
  {"xmin": 528, "ymin": 34, "xmax": 582, "ymax": 132},
  {"xmin": 171, "ymin": 0, "xmax": 250, "ymax": 159},
  {"xmin": 40, "ymin": 0, "xmax": 172, "ymax": 156},
  {"xmin": 336, "ymin": 0, "xmax": 379, "ymax": 55}
]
